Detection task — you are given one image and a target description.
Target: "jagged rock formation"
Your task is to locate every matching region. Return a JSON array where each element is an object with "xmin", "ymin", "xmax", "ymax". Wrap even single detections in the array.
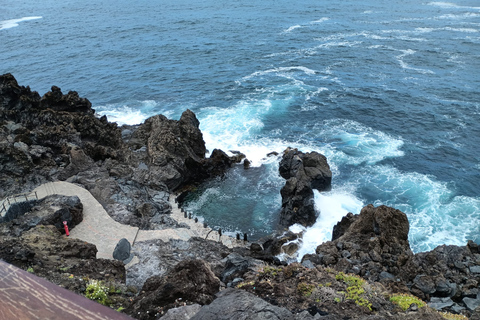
[
  {"xmin": 0, "ymin": 73, "xmax": 235, "ymax": 231},
  {"xmin": 306, "ymin": 204, "xmax": 480, "ymax": 316},
  {"xmin": 0, "ymin": 194, "xmax": 83, "ymax": 236},
  {"xmin": 278, "ymin": 148, "xmax": 332, "ymax": 227},
  {"xmin": 127, "ymin": 259, "xmax": 221, "ymax": 319}
]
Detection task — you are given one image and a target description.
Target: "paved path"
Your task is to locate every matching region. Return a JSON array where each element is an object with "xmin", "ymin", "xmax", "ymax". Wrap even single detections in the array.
[
  {"xmin": 136, "ymin": 194, "xmax": 241, "ymax": 248},
  {"xmin": 29, "ymin": 182, "xmax": 244, "ymax": 260},
  {"xmin": 33, "ymin": 182, "xmax": 139, "ymax": 260}
]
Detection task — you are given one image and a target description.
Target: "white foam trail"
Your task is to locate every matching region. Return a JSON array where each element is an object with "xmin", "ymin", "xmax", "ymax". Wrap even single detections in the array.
[
  {"xmin": 428, "ymin": 2, "xmax": 480, "ymax": 10},
  {"xmin": 242, "ymin": 66, "xmax": 317, "ymax": 81},
  {"xmin": 318, "ymin": 119, "xmax": 405, "ymax": 165},
  {"xmin": 365, "ymin": 165, "xmax": 480, "ymax": 252},
  {"xmin": 396, "ymin": 49, "xmax": 435, "ymax": 74},
  {"xmin": 437, "ymin": 12, "xmax": 480, "ymax": 20},
  {"xmin": 311, "ymin": 17, "xmax": 330, "ymax": 23},
  {"xmin": 95, "ymin": 100, "xmax": 171, "ymax": 125},
  {"xmin": 294, "ymin": 190, "xmax": 364, "ymax": 260},
  {"xmin": 0, "ymin": 16, "xmax": 42, "ymax": 30},
  {"xmin": 283, "ymin": 25, "xmax": 302, "ymax": 33}
]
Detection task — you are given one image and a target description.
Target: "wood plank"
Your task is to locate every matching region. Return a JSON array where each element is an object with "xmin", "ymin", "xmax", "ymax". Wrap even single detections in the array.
[{"xmin": 0, "ymin": 260, "xmax": 134, "ymax": 320}]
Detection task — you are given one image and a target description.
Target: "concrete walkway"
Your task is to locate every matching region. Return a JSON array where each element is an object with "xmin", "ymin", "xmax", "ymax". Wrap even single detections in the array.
[
  {"xmin": 29, "ymin": 181, "xmax": 244, "ymax": 260},
  {"xmin": 33, "ymin": 182, "xmax": 139, "ymax": 260},
  {"xmin": 136, "ymin": 194, "xmax": 241, "ymax": 248}
]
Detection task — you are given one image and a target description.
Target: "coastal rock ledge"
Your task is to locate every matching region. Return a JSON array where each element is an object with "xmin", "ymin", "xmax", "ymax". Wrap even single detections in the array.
[
  {"xmin": 278, "ymin": 147, "xmax": 332, "ymax": 227},
  {"xmin": 1, "ymin": 74, "xmax": 480, "ymax": 320}
]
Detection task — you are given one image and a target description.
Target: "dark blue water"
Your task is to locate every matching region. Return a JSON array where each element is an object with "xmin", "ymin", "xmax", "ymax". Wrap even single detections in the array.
[{"xmin": 2, "ymin": 0, "xmax": 479, "ymax": 257}]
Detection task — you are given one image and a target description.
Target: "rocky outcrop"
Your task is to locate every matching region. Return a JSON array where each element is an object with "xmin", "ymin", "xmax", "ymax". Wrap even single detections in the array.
[
  {"xmin": 0, "ymin": 195, "xmax": 83, "ymax": 236},
  {"xmin": 126, "ymin": 237, "xmax": 232, "ymax": 289},
  {"xmin": 127, "ymin": 259, "xmax": 221, "ymax": 320},
  {"xmin": 312, "ymin": 204, "xmax": 413, "ymax": 280},
  {"xmin": 278, "ymin": 148, "xmax": 332, "ymax": 228},
  {"xmin": 0, "ymin": 225, "xmax": 125, "ymax": 287},
  {"xmin": 190, "ymin": 288, "xmax": 305, "ymax": 320},
  {"xmin": 306, "ymin": 204, "xmax": 480, "ymax": 317},
  {"xmin": 0, "ymin": 74, "xmax": 235, "ymax": 232}
]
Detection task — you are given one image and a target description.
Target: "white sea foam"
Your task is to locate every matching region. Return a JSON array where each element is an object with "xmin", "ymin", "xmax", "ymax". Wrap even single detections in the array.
[
  {"xmin": 242, "ymin": 66, "xmax": 317, "ymax": 81},
  {"xmin": 437, "ymin": 12, "xmax": 480, "ymax": 20},
  {"xmin": 365, "ymin": 165, "xmax": 480, "ymax": 252},
  {"xmin": 428, "ymin": 2, "xmax": 480, "ymax": 10},
  {"xmin": 95, "ymin": 100, "xmax": 169, "ymax": 125},
  {"xmin": 396, "ymin": 49, "xmax": 435, "ymax": 74},
  {"xmin": 0, "ymin": 16, "xmax": 42, "ymax": 30},
  {"xmin": 294, "ymin": 189, "xmax": 364, "ymax": 260},
  {"xmin": 283, "ymin": 25, "xmax": 302, "ymax": 33},
  {"xmin": 311, "ymin": 17, "xmax": 330, "ymax": 24},
  {"xmin": 317, "ymin": 119, "xmax": 405, "ymax": 165}
]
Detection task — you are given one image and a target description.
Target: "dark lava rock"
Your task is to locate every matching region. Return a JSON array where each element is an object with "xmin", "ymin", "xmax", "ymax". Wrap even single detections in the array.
[
  {"xmin": 1, "ymin": 74, "xmax": 234, "ymax": 232},
  {"xmin": 278, "ymin": 148, "xmax": 332, "ymax": 228},
  {"xmin": 0, "ymin": 195, "xmax": 83, "ymax": 236},
  {"xmin": 315, "ymin": 204, "xmax": 412, "ymax": 281},
  {"xmin": 127, "ymin": 259, "xmax": 220, "ymax": 319},
  {"xmin": 428, "ymin": 297, "xmax": 454, "ymax": 310},
  {"xmin": 190, "ymin": 288, "xmax": 298, "ymax": 320},
  {"xmin": 127, "ymin": 237, "xmax": 232, "ymax": 289},
  {"xmin": 113, "ymin": 238, "xmax": 131, "ymax": 262},
  {"xmin": 464, "ymin": 297, "xmax": 480, "ymax": 311},
  {"xmin": 0, "ymin": 224, "xmax": 125, "ymax": 285},
  {"xmin": 332, "ymin": 212, "xmax": 357, "ymax": 241},
  {"xmin": 159, "ymin": 304, "xmax": 202, "ymax": 320},
  {"xmin": 221, "ymin": 252, "xmax": 264, "ymax": 284}
]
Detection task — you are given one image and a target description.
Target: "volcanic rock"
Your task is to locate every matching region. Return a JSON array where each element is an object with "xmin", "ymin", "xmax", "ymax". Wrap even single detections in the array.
[
  {"xmin": 314, "ymin": 204, "xmax": 413, "ymax": 281},
  {"xmin": 127, "ymin": 259, "xmax": 221, "ymax": 319},
  {"xmin": 190, "ymin": 288, "xmax": 300, "ymax": 320},
  {"xmin": 0, "ymin": 195, "xmax": 83, "ymax": 236},
  {"xmin": 278, "ymin": 148, "xmax": 332, "ymax": 228}
]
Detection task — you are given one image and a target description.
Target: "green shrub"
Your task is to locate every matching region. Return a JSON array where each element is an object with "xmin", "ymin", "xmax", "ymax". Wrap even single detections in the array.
[
  {"xmin": 389, "ymin": 293, "xmax": 426, "ymax": 311},
  {"xmin": 335, "ymin": 272, "xmax": 372, "ymax": 311},
  {"xmin": 85, "ymin": 280, "xmax": 109, "ymax": 306},
  {"xmin": 259, "ymin": 266, "xmax": 281, "ymax": 278},
  {"xmin": 439, "ymin": 312, "xmax": 467, "ymax": 320},
  {"xmin": 297, "ymin": 282, "xmax": 315, "ymax": 297}
]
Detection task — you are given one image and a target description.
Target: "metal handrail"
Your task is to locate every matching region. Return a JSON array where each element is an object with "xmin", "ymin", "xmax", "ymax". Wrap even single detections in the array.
[{"xmin": 0, "ymin": 191, "xmax": 38, "ymax": 216}]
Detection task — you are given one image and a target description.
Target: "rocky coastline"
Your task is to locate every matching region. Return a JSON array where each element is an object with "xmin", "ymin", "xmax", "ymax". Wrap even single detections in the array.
[{"xmin": 1, "ymin": 73, "xmax": 479, "ymax": 319}]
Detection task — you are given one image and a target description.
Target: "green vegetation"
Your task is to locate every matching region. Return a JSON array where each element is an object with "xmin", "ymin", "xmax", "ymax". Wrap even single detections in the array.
[
  {"xmin": 440, "ymin": 312, "xmax": 468, "ymax": 320},
  {"xmin": 297, "ymin": 282, "xmax": 315, "ymax": 297},
  {"xmin": 26, "ymin": 267, "xmax": 34, "ymax": 273},
  {"xmin": 85, "ymin": 280, "xmax": 109, "ymax": 306},
  {"xmin": 259, "ymin": 266, "xmax": 281, "ymax": 279},
  {"xmin": 116, "ymin": 306, "xmax": 126, "ymax": 313},
  {"xmin": 335, "ymin": 272, "xmax": 372, "ymax": 311},
  {"xmin": 389, "ymin": 293, "xmax": 426, "ymax": 311},
  {"xmin": 236, "ymin": 280, "xmax": 255, "ymax": 288}
]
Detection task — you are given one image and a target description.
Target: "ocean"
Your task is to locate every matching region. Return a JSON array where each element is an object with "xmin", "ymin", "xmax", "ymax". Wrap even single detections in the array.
[{"xmin": 2, "ymin": 0, "xmax": 479, "ymax": 259}]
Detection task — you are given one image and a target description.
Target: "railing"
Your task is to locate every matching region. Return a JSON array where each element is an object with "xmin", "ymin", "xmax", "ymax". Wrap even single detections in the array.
[{"xmin": 0, "ymin": 191, "xmax": 38, "ymax": 217}]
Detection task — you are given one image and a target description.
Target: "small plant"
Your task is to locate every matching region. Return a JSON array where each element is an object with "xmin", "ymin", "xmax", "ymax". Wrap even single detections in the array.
[
  {"xmin": 69, "ymin": 274, "xmax": 74, "ymax": 279},
  {"xmin": 334, "ymin": 297, "xmax": 342, "ymax": 303},
  {"xmin": 335, "ymin": 272, "xmax": 372, "ymax": 311},
  {"xmin": 389, "ymin": 293, "xmax": 426, "ymax": 311},
  {"xmin": 297, "ymin": 282, "xmax": 316, "ymax": 297},
  {"xmin": 85, "ymin": 280, "xmax": 109, "ymax": 306},
  {"xmin": 440, "ymin": 312, "xmax": 467, "ymax": 320},
  {"xmin": 116, "ymin": 306, "xmax": 126, "ymax": 313},
  {"xmin": 59, "ymin": 266, "xmax": 70, "ymax": 272},
  {"xmin": 26, "ymin": 267, "xmax": 34, "ymax": 273},
  {"xmin": 259, "ymin": 266, "xmax": 281, "ymax": 279},
  {"xmin": 236, "ymin": 280, "xmax": 255, "ymax": 288}
]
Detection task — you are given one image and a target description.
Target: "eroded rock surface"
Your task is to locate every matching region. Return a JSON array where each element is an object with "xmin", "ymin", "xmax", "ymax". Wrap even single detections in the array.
[{"xmin": 278, "ymin": 148, "xmax": 332, "ymax": 228}]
